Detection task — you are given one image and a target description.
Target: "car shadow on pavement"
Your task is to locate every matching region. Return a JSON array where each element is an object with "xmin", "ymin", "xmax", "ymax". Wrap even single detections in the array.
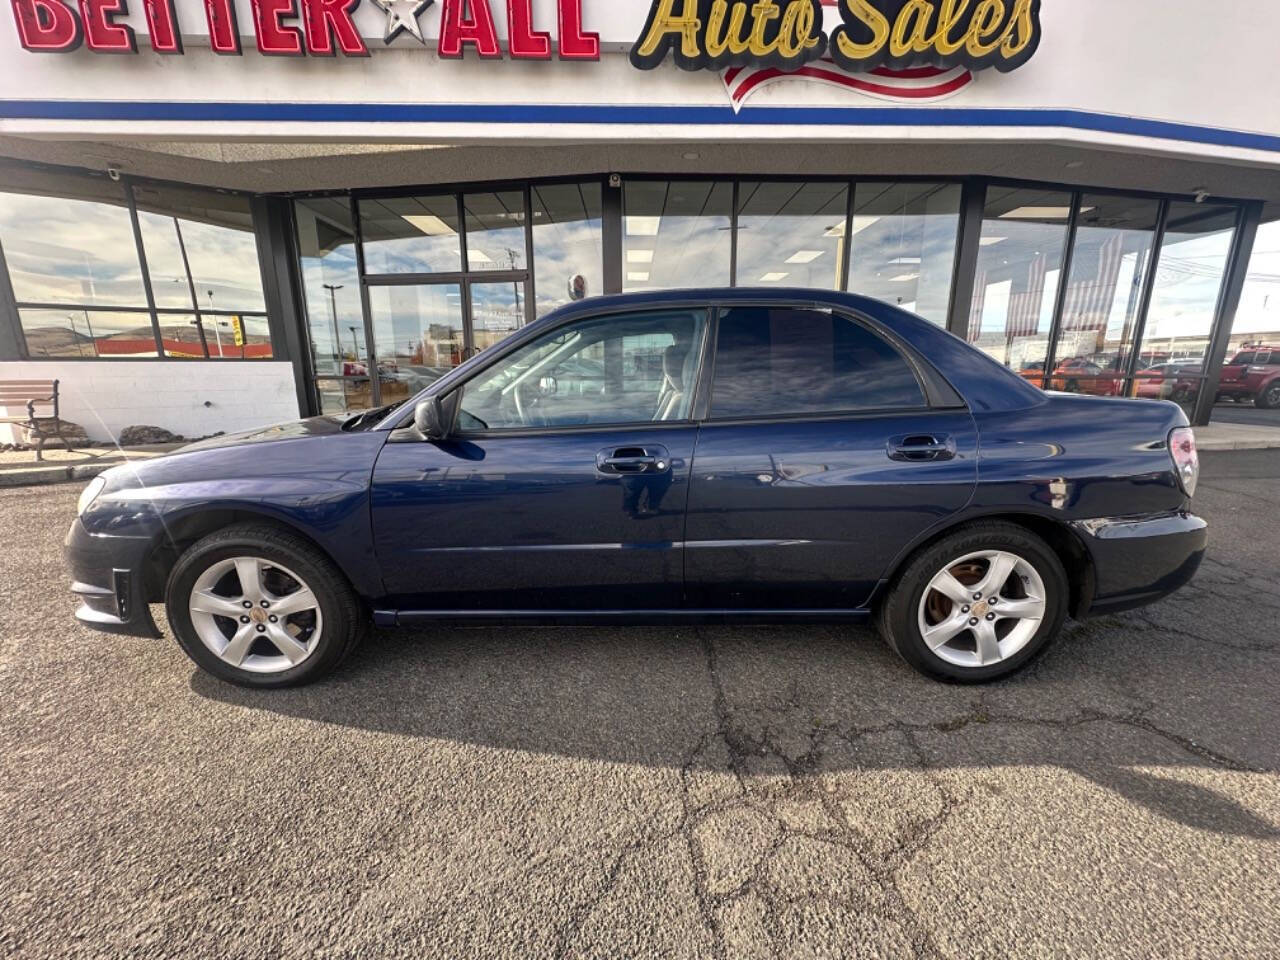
[{"xmin": 189, "ymin": 619, "xmax": 1280, "ymax": 841}]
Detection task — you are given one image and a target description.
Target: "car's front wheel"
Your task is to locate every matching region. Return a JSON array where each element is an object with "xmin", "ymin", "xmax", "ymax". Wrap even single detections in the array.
[
  {"xmin": 165, "ymin": 523, "xmax": 363, "ymax": 688},
  {"xmin": 878, "ymin": 522, "xmax": 1068, "ymax": 683},
  {"xmin": 1255, "ymin": 382, "xmax": 1280, "ymax": 409}
]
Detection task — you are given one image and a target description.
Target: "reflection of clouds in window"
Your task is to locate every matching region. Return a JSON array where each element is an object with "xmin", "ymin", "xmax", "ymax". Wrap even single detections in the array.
[
  {"xmin": 1231, "ymin": 215, "xmax": 1280, "ymax": 338},
  {"xmin": 368, "ymin": 284, "xmax": 464, "ymax": 378},
  {"xmin": 736, "ymin": 182, "xmax": 846, "ymax": 290},
  {"xmin": 848, "ymin": 183, "xmax": 960, "ymax": 326},
  {"xmin": 623, "ymin": 181, "xmax": 731, "ymax": 291},
  {"xmin": 1143, "ymin": 203, "xmax": 1235, "ymax": 354},
  {"xmin": 137, "ymin": 210, "xmax": 265, "ymax": 312},
  {"xmin": 296, "ymin": 199, "xmax": 365, "ymax": 374},
  {"xmin": 533, "ymin": 182, "xmax": 603, "ymax": 316},
  {"xmin": 358, "ymin": 195, "xmax": 462, "ymax": 274},
  {"xmin": 0, "ymin": 191, "xmax": 146, "ymax": 305}
]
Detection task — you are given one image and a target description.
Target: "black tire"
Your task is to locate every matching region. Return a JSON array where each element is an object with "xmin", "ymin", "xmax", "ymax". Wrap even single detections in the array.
[
  {"xmin": 877, "ymin": 521, "xmax": 1069, "ymax": 684},
  {"xmin": 1256, "ymin": 382, "xmax": 1280, "ymax": 410},
  {"xmin": 165, "ymin": 523, "xmax": 364, "ymax": 688}
]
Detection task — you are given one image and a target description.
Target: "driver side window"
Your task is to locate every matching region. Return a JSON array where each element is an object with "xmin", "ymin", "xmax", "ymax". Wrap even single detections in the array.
[{"xmin": 456, "ymin": 309, "xmax": 708, "ymax": 432}]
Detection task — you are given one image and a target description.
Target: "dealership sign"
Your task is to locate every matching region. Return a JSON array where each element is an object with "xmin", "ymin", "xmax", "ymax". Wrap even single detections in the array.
[{"xmin": 6, "ymin": 0, "xmax": 1040, "ymax": 105}]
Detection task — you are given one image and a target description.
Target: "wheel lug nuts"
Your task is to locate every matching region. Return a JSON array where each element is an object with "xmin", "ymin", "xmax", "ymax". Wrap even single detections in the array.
[
  {"xmin": 972, "ymin": 593, "xmax": 982, "ymax": 600},
  {"xmin": 986, "ymin": 613, "xmax": 996, "ymax": 621},
  {"xmin": 256, "ymin": 625, "xmax": 266, "ymax": 633},
  {"xmin": 269, "ymin": 615, "xmax": 278, "ymax": 623},
  {"xmin": 242, "ymin": 601, "xmax": 252, "ymax": 609},
  {"xmin": 260, "ymin": 600, "xmax": 269, "ymax": 608},
  {"xmin": 969, "ymin": 618, "xmax": 978, "ymax": 626},
  {"xmin": 240, "ymin": 615, "xmax": 249, "ymax": 624},
  {"xmin": 961, "ymin": 605, "xmax": 970, "ymax": 614}
]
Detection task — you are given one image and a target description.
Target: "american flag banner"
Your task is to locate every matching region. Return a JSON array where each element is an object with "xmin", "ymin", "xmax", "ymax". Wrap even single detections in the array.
[
  {"xmin": 1061, "ymin": 234, "xmax": 1126, "ymax": 333},
  {"xmin": 722, "ymin": 58, "xmax": 974, "ymax": 112},
  {"xmin": 1006, "ymin": 253, "xmax": 1049, "ymax": 339}
]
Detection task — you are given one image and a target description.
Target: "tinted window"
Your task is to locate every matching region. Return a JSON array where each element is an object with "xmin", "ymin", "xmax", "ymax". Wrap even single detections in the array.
[
  {"xmin": 709, "ymin": 307, "xmax": 924, "ymax": 419},
  {"xmin": 457, "ymin": 309, "xmax": 707, "ymax": 431}
]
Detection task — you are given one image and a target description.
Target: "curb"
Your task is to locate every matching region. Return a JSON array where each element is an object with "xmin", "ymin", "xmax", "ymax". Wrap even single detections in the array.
[{"xmin": 0, "ymin": 462, "xmax": 115, "ymax": 488}]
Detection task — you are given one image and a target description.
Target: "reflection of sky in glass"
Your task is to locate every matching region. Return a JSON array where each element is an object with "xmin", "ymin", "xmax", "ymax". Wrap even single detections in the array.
[
  {"xmin": 1231, "ymin": 215, "xmax": 1280, "ymax": 339},
  {"xmin": 368, "ymin": 284, "xmax": 464, "ymax": 378},
  {"xmin": 0, "ymin": 191, "xmax": 146, "ymax": 306},
  {"xmin": 296, "ymin": 199, "xmax": 366, "ymax": 374},
  {"xmin": 533, "ymin": 182, "xmax": 603, "ymax": 316},
  {"xmin": 464, "ymin": 191, "xmax": 526, "ymax": 272},
  {"xmin": 470, "ymin": 281, "xmax": 525, "ymax": 352},
  {"xmin": 1053, "ymin": 195, "xmax": 1160, "ymax": 364},
  {"xmin": 735, "ymin": 182, "xmax": 846, "ymax": 290},
  {"xmin": 1143, "ymin": 205, "xmax": 1235, "ymax": 358},
  {"xmin": 848, "ymin": 183, "xmax": 960, "ymax": 326},
  {"xmin": 137, "ymin": 209, "xmax": 265, "ymax": 312},
  {"xmin": 359, "ymin": 195, "xmax": 462, "ymax": 274},
  {"xmin": 623, "ymin": 181, "xmax": 731, "ymax": 291}
]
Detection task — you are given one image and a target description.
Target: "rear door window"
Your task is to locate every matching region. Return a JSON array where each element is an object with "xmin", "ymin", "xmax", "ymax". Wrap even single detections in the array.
[{"xmin": 708, "ymin": 306, "xmax": 926, "ymax": 419}]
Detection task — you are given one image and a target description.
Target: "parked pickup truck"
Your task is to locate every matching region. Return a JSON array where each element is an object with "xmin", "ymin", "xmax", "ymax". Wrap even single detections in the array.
[{"xmin": 1215, "ymin": 345, "xmax": 1280, "ymax": 408}]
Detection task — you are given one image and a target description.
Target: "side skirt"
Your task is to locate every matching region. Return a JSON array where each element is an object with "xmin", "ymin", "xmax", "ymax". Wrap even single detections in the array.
[{"xmin": 375, "ymin": 608, "xmax": 874, "ymax": 628}]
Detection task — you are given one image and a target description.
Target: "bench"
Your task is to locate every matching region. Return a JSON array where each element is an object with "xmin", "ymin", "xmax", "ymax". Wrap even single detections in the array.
[{"xmin": 0, "ymin": 379, "xmax": 77, "ymax": 461}]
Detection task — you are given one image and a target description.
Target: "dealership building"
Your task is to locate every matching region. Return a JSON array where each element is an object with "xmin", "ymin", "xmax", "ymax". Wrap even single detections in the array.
[{"xmin": 1, "ymin": 0, "xmax": 1279, "ymax": 442}]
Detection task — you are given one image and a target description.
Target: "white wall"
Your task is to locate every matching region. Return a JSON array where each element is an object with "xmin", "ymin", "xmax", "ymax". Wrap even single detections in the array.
[{"xmin": 0, "ymin": 360, "xmax": 300, "ymax": 444}]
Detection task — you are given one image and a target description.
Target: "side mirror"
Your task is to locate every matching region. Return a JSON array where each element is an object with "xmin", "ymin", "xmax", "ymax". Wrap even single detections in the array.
[{"xmin": 414, "ymin": 396, "xmax": 448, "ymax": 440}]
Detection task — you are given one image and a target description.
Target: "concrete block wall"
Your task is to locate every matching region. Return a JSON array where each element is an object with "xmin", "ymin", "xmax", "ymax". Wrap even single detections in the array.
[{"xmin": 0, "ymin": 360, "xmax": 301, "ymax": 444}]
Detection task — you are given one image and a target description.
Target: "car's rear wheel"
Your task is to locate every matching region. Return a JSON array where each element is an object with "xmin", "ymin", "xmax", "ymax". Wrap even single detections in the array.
[
  {"xmin": 165, "ymin": 523, "xmax": 363, "ymax": 688},
  {"xmin": 878, "ymin": 522, "xmax": 1068, "ymax": 683},
  {"xmin": 1256, "ymin": 382, "xmax": 1280, "ymax": 409}
]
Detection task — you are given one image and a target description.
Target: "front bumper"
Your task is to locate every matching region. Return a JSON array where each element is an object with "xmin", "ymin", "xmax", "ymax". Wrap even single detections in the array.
[
  {"xmin": 63, "ymin": 518, "xmax": 162, "ymax": 639},
  {"xmin": 1072, "ymin": 510, "xmax": 1207, "ymax": 616}
]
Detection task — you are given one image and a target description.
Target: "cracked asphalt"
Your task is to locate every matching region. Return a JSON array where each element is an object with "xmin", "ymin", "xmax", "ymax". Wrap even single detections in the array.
[{"xmin": 2, "ymin": 450, "xmax": 1279, "ymax": 959}]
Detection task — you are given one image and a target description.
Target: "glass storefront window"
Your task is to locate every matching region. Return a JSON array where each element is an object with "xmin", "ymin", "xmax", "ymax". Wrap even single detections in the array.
[
  {"xmin": 18, "ymin": 308, "xmax": 158, "ymax": 358},
  {"xmin": 463, "ymin": 191, "xmax": 526, "ymax": 272},
  {"xmin": 367, "ymin": 283, "xmax": 465, "ymax": 403},
  {"xmin": 1134, "ymin": 203, "xmax": 1237, "ymax": 412},
  {"xmin": 155, "ymin": 313, "xmax": 273, "ymax": 360},
  {"xmin": 1051, "ymin": 195, "xmax": 1161, "ymax": 397},
  {"xmin": 735, "ymin": 182, "xmax": 847, "ymax": 290},
  {"xmin": 469, "ymin": 280, "xmax": 527, "ymax": 353},
  {"xmin": 847, "ymin": 182, "xmax": 961, "ymax": 326},
  {"xmin": 1215, "ymin": 208, "xmax": 1280, "ymax": 421},
  {"xmin": 967, "ymin": 187, "xmax": 1072, "ymax": 379},
  {"xmin": 0, "ymin": 186, "xmax": 147, "ymax": 307},
  {"xmin": 622, "ymin": 180, "xmax": 732, "ymax": 291},
  {"xmin": 295, "ymin": 198, "xmax": 365, "ymax": 378},
  {"xmin": 532, "ymin": 182, "xmax": 603, "ymax": 317},
  {"xmin": 132, "ymin": 184, "xmax": 265, "ymax": 313},
  {"xmin": 358, "ymin": 195, "xmax": 462, "ymax": 275}
]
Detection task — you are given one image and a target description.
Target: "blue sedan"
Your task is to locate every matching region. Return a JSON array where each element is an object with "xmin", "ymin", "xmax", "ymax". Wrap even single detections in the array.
[{"xmin": 65, "ymin": 289, "xmax": 1206, "ymax": 686}]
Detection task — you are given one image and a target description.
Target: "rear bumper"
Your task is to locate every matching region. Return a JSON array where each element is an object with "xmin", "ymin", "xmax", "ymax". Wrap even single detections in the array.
[
  {"xmin": 1072, "ymin": 511, "xmax": 1206, "ymax": 616},
  {"xmin": 63, "ymin": 518, "xmax": 162, "ymax": 639}
]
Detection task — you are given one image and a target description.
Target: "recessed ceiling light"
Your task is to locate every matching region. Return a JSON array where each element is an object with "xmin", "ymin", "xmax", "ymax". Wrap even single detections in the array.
[
  {"xmin": 980, "ymin": 236, "xmax": 1007, "ymax": 246},
  {"xmin": 627, "ymin": 249, "xmax": 654, "ymax": 263},
  {"xmin": 468, "ymin": 248, "xmax": 493, "ymax": 263},
  {"xmin": 759, "ymin": 272, "xmax": 789, "ymax": 282},
  {"xmin": 785, "ymin": 250, "xmax": 824, "ymax": 264},
  {"xmin": 999, "ymin": 206, "xmax": 1092, "ymax": 220},
  {"xmin": 851, "ymin": 215, "xmax": 881, "ymax": 235},
  {"xmin": 625, "ymin": 216, "xmax": 661, "ymax": 237},
  {"xmin": 1065, "ymin": 160, "xmax": 1085, "ymax": 169},
  {"xmin": 682, "ymin": 152, "xmax": 699, "ymax": 160},
  {"xmin": 823, "ymin": 223, "xmax": 846, "ymax": 238},
  {"xmin": 627, "ymin": 271, "xmax": 650, "ymax": 282},
  {"xmin": 888, "ymin": 272, "xmax": 920, "ymax": 282},
  {"xmin": 888, "ymin": 256, "xmax": 922, "ymax": 265},
  {"xmin": 402, "ymin": 214, "xmax": 456, "ymax": 235}
]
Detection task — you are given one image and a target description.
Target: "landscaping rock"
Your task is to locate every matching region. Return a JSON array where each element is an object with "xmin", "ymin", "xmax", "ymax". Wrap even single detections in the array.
[
  {"xmin": 13, "ymin": 418, "xmax": 90, "ymax": 448},
  {"xmin": 118, "ymin": 425, "xmax": 184, "ymax": 445}
]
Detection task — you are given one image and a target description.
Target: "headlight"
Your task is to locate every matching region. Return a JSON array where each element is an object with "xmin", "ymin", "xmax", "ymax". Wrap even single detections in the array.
[{"xmin": 77, "ymin": 475, "xmax": 107, "ymax": 515}]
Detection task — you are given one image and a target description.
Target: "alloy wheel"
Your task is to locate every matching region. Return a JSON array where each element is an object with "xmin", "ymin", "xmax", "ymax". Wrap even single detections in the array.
[
  {"xmin": 916, "ymin": 549, "xmax": 1046, "ymax": 668},
  {"xmin": 188, "ymin": 556, "xmax": 323, "ymax": 674}
]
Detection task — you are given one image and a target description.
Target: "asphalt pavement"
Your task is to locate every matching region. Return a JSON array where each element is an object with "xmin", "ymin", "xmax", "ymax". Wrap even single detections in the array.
[{"xmin": 2, "ymin": 451, "xmax": 1278, "ymax": 959}]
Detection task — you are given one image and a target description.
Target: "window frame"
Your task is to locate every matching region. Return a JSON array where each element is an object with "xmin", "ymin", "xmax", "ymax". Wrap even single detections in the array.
[{"xmin": 441, "ymin": 302, "xmax": 715, "ymax": 439}]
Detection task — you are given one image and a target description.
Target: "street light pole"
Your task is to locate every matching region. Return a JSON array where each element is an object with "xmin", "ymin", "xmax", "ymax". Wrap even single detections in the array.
[
  {"xmin": 322, "ymin": 283, "xmax": 344, "ymax": 363},
  {"xmin": 206, "ymin": 290, "xmax": 224, "ymax": 357}
]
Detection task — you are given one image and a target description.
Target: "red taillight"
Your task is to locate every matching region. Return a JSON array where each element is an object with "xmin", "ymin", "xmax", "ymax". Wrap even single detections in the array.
[{"xmin": 1169, "ymin": 427, "xmax": 1199, "ymax": 498}]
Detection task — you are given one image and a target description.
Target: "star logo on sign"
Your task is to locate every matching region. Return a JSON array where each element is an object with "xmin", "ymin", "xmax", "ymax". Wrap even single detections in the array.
[{"xmin": 370, "ymin": 0, "xmax": 433, "ymax": 45}]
